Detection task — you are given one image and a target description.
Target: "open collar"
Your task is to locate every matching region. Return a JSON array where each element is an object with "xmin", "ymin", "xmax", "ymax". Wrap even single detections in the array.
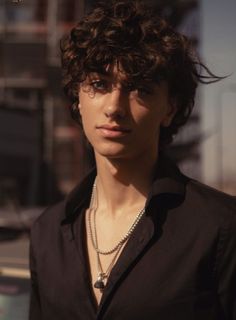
[
  {"xmin": 60, "ymin": 155, "xmax": 188, "ymax": 315},
  {"xmin": 61, "ymin": 155, "xmax": 188, "ymax": 225}
]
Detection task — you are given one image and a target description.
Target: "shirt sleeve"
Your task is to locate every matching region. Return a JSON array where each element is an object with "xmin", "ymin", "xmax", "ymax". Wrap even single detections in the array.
[
  {"xmin": 216, "ymin": 210, "xmax": 236, "ymax": 320},
  {"xmin": 29, "ymin": 233, "xmax": 42, "ymax": 320}
]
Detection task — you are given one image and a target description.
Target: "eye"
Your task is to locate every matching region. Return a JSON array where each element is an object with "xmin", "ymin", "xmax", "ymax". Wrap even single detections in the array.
[
  {"xmin": 124, "ymin": 82, "xmax": 153, "ymax": 97},
  {"xmin": 129, "ymin": 86, "xmax": 153, "ymax": 100},
  {"xmin": 89, "ymin": 79, "xmax": 109, "ymax": 92},
  {"xmin": 136, "ymin": 86, "xmax": 152, "ymax": 96}
]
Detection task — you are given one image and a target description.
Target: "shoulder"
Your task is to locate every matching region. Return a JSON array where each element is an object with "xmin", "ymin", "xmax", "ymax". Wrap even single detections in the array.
[
  {"xmin": 30, "ymin": 170, "xmax": 95, "ymax": 248},
  {"xmin": 30, "ymin": 200, "xmax": 66, "ymax": 244},
  {"xmin": 186, "ymin": 179, "xmax": 236, "ymax": 213},
  {"xmin": 32, "ymin": 200, "xmax": 66, "ymax": 228},
  {"xmin": 182, "ymin": 178, "xmax": 236, "ymax": 234}
]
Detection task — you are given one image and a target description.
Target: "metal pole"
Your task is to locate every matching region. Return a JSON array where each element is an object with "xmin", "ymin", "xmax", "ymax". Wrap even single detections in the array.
[{"xmin": 47, "ymin": 0, "xmax": 58, "ymax": 65}]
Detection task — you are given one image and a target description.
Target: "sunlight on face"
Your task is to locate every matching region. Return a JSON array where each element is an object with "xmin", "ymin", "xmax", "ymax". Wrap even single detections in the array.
[{"xmin": 78, "ymin": 66, "xmax": 176, "ymax": 161}]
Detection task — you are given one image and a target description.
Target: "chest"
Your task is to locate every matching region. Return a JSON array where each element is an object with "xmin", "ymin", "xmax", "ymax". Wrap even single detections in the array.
[{"xmin": 37, "ymin": 211, "xmax": 219, "ymax": 319}]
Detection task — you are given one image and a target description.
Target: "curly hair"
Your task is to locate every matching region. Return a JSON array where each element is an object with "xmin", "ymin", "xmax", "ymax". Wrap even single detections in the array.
[{"xmin": 61, "ymin": 0, "xmax": 220, "ymax": 148}]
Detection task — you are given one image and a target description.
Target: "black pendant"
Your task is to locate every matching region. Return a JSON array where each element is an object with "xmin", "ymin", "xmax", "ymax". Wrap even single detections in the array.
[
  {"xmin": 94, "ymin": 279, "xmax": 105, "ymax": 289},
  {"xmin": 94, "ymin": 273, "xmax": 106, "ymax": 289}
]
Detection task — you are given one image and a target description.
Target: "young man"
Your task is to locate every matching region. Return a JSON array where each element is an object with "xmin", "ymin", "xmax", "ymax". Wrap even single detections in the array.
[{"xmin": 29, "ymin": 1, "xmax": 236, "ymax": 319}]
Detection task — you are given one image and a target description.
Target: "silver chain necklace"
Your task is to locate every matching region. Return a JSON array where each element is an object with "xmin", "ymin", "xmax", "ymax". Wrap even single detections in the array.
[{"xmin": 88, "ymin": 179, "xmax": 146, "ymax": 289}]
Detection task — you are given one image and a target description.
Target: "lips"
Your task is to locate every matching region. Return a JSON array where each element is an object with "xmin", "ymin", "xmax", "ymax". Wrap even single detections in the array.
[{"xmin": 96, "ymin": 124, "xmax": 131, "ymax": 138}]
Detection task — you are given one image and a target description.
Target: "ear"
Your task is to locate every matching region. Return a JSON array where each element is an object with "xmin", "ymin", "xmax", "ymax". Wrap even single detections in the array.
[{"xmin": 161, "ymin": 103, "xmax": 177, "ymax": 127}]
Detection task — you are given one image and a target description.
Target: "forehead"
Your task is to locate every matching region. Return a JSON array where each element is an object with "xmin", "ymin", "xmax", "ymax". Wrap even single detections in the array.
[{"xmin": 86, "ymin": 63, "xmax": 153, "ymax": 85}]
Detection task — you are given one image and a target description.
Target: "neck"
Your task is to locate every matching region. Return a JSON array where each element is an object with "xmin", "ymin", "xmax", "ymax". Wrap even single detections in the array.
[{"xmin": 94, "ymin": 151, "xmax": 158, "ymax": 217}]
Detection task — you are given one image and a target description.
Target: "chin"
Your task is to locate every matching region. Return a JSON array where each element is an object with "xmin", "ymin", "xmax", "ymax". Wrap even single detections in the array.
[{"xmin": 93, "ymin": 141, "xmax": 131, "ymax": 159}]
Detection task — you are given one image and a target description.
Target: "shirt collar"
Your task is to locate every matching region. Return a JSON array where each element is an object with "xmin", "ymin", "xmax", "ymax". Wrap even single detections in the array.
[{"xmin": 61, "ymin": 155, "xmax": 188, "ymax": 225}]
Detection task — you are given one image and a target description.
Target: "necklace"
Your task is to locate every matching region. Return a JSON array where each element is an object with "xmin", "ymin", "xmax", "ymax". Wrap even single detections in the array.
[{"xmin": 88, "ymin": 179, "xmax": 146, "ymax": 289}]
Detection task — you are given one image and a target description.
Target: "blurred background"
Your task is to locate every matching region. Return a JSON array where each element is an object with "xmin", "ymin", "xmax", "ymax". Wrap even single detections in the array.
[{"xmin": 0, "ymin": 0, "xmax": 235, "ymax": 318}]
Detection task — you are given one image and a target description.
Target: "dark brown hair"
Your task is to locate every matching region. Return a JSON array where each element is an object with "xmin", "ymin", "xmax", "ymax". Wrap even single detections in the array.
[{"xmin": 61, "ymin": 0, "xmax": 221, "ymax": 148}]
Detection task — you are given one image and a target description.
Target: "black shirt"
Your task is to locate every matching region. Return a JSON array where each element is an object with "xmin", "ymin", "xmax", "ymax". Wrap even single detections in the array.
[{"xmin": 29, "ymin": 158, "xmax": 236, "ymax": 319}]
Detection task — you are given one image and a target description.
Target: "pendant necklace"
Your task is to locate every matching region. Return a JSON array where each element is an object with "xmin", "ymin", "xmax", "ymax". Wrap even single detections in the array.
[{"xmin": 88, "ymin": 178, "xmax": 146, "ymax": 290}]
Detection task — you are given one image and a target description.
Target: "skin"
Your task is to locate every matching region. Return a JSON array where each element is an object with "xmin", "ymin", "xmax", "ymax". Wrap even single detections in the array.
[
  {"xmin": 79, "ymin": 69, "xmax": 175, "ymax": 162},
  {"xmin": 78, "ymin": 65, "xmax": 176, "ymax": 305}
]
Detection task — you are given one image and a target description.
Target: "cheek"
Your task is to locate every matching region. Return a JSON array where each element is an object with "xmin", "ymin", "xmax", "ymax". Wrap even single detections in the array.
[
  {"xmin": 79, "ymin": 97, "xmax": 93, "ymax": 126},
  {"xmin": 80, "ymin": 110, "xmax": 94, "ymax": 135},
  {"xmin": 131, "ymin": 106, "xmax": 163, "ymax": 132}
]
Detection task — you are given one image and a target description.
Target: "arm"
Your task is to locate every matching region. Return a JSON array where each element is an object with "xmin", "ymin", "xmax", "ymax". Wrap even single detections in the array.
[{"xmin": 216, "ymin": 210, "xmax": 236, "ymax": 319}]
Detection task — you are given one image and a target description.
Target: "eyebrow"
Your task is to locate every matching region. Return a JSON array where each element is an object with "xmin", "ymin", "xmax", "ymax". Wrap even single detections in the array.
[
  {"xmin": 86, "ymin": 71, "xmax": 156, "ymax": 90},
  {"xmin": 87, "ymin": 70, "xmax": 114, "ymax": 78}
]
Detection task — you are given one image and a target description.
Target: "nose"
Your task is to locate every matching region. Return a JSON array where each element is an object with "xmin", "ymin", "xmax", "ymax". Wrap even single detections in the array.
[{"xmin": 104, "ymin": 87, "xmax": 128, "ymax": 119}]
